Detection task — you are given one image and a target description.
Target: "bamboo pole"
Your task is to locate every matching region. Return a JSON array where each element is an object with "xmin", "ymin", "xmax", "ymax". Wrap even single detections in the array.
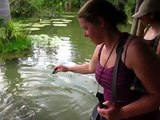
[
  {"xmin": 130, "ymin": 0, "xmax": 143, "ymax": 36},
  {"xmin": 136, "ymin": 19, "xmax": 145, "ymax": 37}
]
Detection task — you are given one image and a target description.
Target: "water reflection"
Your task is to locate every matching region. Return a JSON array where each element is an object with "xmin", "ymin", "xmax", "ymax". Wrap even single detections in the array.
[
  {"xmin": 55, "ymin": 37, "xmax": 74, "ymax": 63},
  {"xmin": 0, "ymin": 57, "xmax": 98, "ymax": 120},
  {"xmin": 0, "ymin": 17, "xmax": 99, "ymax": 120},
  {"xmin": 4, "ymin": 59, "xmax": 22, "ymax": 95}
]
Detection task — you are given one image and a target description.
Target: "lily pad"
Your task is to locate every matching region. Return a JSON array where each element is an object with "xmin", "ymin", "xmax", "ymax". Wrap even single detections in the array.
[
  {"xmin": 52, "ymin": 21, "xmax": 64, "ymax": 24},
  {"xmin": 40, "ymin": 20, "xmax": 51, "ymax": 24},
  {"xmin": 31, "ymin": 23, "xmax": 46, "ymax": 27},
  {"xmin": 53, "ymin": 24, "xmax": 67, "ymax": 27},
  {"xmin": 51, "ymin": 18, "xmax": 65, "ymax": 21},
  {"xmin": 19, "ymin": 23, "xmax": 32, "ymax": 27},
  {"xmin": 62, "ymin": 15, "xmax": 75, "ymax": 18},
  {"xmin": 62, "ymin": 19, "xmax": 72, "ymax": 23},
  {"xmin": 24, "ymin": 28, "xmax": 40, "ymax": 31}
]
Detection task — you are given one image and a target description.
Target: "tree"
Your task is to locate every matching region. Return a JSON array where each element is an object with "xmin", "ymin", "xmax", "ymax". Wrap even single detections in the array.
[
  {"xmin": 10, "ymin": 0, "xmax": 37, "ymax": 18},
  {"xmin": 0, "ymin": 0, "xmax": 11, "ymax": 23},
  {"xmin": 43, "ymin": 0, "xmax": 63, "ymax": 18}
]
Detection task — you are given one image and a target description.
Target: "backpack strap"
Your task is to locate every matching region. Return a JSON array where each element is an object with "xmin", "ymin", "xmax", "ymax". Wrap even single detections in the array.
[
  {"xmin": 152, "ymin": 35, "xmax": 160, "ymax": 52},
  {"xmin": 111, "ymin": 32, "xmax": 130, "ymax": 102}
]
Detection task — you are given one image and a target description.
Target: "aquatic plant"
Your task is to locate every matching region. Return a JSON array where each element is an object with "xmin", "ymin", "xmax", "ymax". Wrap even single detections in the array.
[{"xmin": 0, "ymin": 20, "xmax": 32, "ymax": 60}]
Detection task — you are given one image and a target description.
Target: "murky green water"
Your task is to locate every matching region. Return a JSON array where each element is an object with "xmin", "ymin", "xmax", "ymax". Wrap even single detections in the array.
[
  {"xmin": 0, "ymin": 16, "xmax": 98, "ymax": 120},
  {"xmin": 0, "ymin": 16, "xmax": 130, "ymax": 120}
]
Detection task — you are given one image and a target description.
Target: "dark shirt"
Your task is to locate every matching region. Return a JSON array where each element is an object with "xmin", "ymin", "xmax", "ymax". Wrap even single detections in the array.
[{"xmin": 145, "ymin": 35, "xmax": 160, "ymax": 52}]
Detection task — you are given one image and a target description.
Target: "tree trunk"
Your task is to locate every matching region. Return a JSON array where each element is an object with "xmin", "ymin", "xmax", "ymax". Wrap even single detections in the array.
[{"xmin": 0, "ymin": 0, "xmax": 11, "ymax": 23}]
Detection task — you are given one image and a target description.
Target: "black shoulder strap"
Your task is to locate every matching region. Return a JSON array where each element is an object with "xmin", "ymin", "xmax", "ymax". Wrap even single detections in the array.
[
  {"xmin": 153, "ymin": 35, "xmax": 160, "ymax": 52},
  {"xmin": 111, "ymin": 32, "xmax": 130, "ymax": 102},
  {"xmin": 98, "ymin": 43, "xmax": 105, "ymax": 61}
]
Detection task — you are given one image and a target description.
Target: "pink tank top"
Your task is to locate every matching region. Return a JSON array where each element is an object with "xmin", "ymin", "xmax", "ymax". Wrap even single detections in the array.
[
  {"xmin": 95, "ymin": 43, "xmax": 135, "ymax": 104},
  {"xmin": 95, "ymin": 43, "xmax": 159, "ymax": 120}
]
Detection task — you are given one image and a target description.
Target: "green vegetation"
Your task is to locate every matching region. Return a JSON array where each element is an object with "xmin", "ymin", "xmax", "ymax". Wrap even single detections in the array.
[
  {"xmin": 10, "ymin": 0, "xmax": 65, "ymax": 18},
  {"xmin": 0, "ymin": 19, "xmax": 32, "ymax": 61},
  {"xmin": 110, "ymin": 0, "xmax": 136, "ymax": 21},
  {"xmin": 0, "ymin": 0, "xmax": 136, "ymax": 61},
  {"xmin": 9, "ymin": 0, "xmax": 136, "ymax": 22},
  {"xmin": 124, "ymin": 0, "xmax": 136, "ymax": 20}
]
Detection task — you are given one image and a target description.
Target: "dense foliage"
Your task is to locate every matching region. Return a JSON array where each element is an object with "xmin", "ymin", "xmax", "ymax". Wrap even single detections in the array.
[
  {"xmin": 9, "ymin": 0, "xmax": 136, "ymax": 19},
  {"xmin": 10, "ymin": 0, "xmax": 37, "ymax": 17},
  {"xmin": 0, "ymin": 20, "xmax": 32, "ymax": 55},
  {"xmin": 0, "ymin": 0, "xmax": 136, "ymax": 61}
]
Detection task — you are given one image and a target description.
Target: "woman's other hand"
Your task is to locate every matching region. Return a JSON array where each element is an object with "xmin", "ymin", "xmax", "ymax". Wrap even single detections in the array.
[{"xmin": 97, "ymin": 101, "xmax": 124, "ymax": 120}]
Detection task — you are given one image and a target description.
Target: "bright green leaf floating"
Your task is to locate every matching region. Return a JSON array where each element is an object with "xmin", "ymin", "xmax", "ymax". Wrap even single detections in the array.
[
  {"xmin": 62, "ymin": 19, "xmax": 72, "ymax": 22},
  {"xmin": 31, "ymin": 23, "xmax": 46, "ymax": 27},
  {"xmin": 52, "ymin": 21, "xmax": 64, "ymax": 24},
  {"xmin": 53, "ymin": 24, "xmax": 67, "ymax": 27},
  {"xmin": 24, "ymin": 28, "xmax": 40, "ymax": 31},
  {"xmin": 19, "ymin": 23, "xmax": 33, "ymax": 27},
  {"xmin": 51, "ymin": 18, "xmax": 65, "ymax": 21},
  {"xmin": 62, "ymin": 15, "xmax": 75, "ymax": 18},
  {"xmin": 40, "ymin": 20, "xmax": 51, "ymax": 24},
  {"xmin": 62, "ymin": 21, "xmax": 71, "ymax": 24}
]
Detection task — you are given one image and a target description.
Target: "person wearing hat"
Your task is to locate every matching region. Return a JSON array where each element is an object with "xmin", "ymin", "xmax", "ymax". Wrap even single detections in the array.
[{"xmin": 132, "ymin": 0, "xmax": 160, "ymax": 59}]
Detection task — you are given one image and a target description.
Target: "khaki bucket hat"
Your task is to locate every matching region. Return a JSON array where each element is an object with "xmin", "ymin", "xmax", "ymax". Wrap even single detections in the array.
[{"xmin": 132, "ymin": 0, "xmax": 160, "ymax": 18}]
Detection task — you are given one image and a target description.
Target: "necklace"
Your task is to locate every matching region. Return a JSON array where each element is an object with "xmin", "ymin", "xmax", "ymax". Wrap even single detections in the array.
[{"xmin": 97, "ymin": 39, "xmax": 119, "ymax": 92}]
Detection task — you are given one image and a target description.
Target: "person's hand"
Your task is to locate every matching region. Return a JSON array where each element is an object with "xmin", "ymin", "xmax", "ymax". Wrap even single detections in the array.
[
  {"xmin": 97, "ymin": 101, "xmax": 123, "ymax": 120},
  {"xmin": 52, "ymin": 65, "xmax": 69, "ymax": 74}
]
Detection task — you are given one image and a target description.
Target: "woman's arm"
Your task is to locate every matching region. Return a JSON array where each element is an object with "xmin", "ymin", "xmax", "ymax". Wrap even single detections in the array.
[
  {"xmin": 121, "ymin": 37, "xmax": 160, "ymax": 119},
  {"xmin": 54, "ymin": 45, "xmax": 101, "ymax": 74},
  {"xmin": 98, "ymin": 38, "xmax": 160, "ymax": 120}
]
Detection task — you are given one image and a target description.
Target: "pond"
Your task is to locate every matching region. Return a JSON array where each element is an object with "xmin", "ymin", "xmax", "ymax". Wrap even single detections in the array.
[{"xmin": 0, "ymin": 15, "xmax": 130, "ymax": 120}]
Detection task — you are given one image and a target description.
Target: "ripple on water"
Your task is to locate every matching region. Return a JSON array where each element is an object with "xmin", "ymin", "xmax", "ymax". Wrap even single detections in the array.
[{"xmin": 0, "ymin": 68, "xmax": 98, "ymax": 120}]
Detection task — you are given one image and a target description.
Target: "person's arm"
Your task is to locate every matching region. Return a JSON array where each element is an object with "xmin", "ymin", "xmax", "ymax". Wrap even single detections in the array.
[
  {"xmin": 97, "ymin": 38, "xmax": 160, "ymax": 120},
  {"xmin": 54, "ymin": 45, "xmax": 101, "ymax": 74},
  {"xmin": 121, "ymin": 37, "xmax": 160, "ymax": 119}
]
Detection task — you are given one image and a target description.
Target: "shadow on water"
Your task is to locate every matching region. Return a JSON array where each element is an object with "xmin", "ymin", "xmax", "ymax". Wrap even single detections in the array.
[{"xmin": 0, "ymin": 16, "xmax": 131, "ymax": 120}]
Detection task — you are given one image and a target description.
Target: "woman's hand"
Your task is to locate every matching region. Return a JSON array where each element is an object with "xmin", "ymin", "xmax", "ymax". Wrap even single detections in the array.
[
  {"xmin": 52, "ymin": 65, "xmax": 69, "ymax": 73},
  {"xmin": 97, "ymin": 101, "xmax": 123, "ymax": 120}
]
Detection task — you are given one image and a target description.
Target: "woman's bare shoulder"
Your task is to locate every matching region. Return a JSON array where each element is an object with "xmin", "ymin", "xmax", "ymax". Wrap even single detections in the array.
[
  {"xmin": 125, "ymin": 36, "xmax": 157, "ymax": 68},
  {"xmin": 95, "ymin": 43, "xmax": 104, "ymax": 51},
  {"xmin": 126, "ymin": 36, "xmax": 160, "ymax": 93},
  {"xmin": 127, "ymin": 36, "xmax": 148, "ymax": 53}
]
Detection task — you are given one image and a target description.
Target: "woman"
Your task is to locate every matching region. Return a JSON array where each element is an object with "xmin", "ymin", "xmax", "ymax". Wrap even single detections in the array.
[
  {"xmin": 54, "ymin": 0, "xmax": 160, "ymax": 119},
  {"xmin": 132, "ymin": 0, "xmax": 160, "ymax": 59}
]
